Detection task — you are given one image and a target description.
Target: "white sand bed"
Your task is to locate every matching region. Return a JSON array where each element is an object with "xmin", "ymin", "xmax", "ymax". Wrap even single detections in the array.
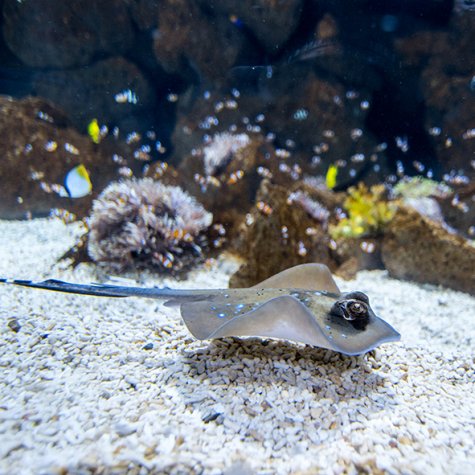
[{"xmin": 0, "ymin": 218, "xmax": 473, "ymax": 475}]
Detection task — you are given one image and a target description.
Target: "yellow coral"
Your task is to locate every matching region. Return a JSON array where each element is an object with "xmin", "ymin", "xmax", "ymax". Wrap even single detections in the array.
[{"xmin": 330, "ymin": 183, "xmax": 395, "ymax": 239}]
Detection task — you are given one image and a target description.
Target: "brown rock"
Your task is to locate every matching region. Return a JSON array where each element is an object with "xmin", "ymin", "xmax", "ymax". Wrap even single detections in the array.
[
  {"xmin": 129, "ymin": 0, "xmax": 160, "ymax": 31},
  {"xmin": 199, "ymin": 0, "xmax": 305, "ymax": 53},
  {"xmin": 381, "ymin": 206, "xmax": 475, "ymax": 295},
  {"xmin": 395, "ymin": 11, "xmax": 475, "ymax": 176},
  {"xmin": 170, "ymin": 64, "xmax": 387, "ymax": 188},
  {"xmin": 333, "ymin": 237, "xmax": 384, "ymax": 280},
  {"xmin": 2, "ymin": 0, "xmax": 134, "ymax": 68},
  {"xmin": 33, "ymin": 57, "xmax": 155, "ymax": 131},
  {"xmin": 229, "ymin": 179, "xmax": 336, "ymax": 288},
  {"xmin": 435, "ymin": 181, "xmax": 475, "ymax": 240},
  {"xmin": 334, "ymin": 256, "xmax": 359, "ymax": 281},
  {"xmin": 177, "ymin": 133, "xmax": 293, "ymax": 213},
  {"xmin": 174, "ymin": 132, "xmax": 345, "ymax": 241},
  {"xmin": 154, "ymin": 0, "xmax": 247, "ymax": 84}
]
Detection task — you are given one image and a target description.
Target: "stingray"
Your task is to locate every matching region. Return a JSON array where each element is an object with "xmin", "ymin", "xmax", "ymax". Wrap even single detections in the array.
[{"xmin": 0, "ymin": 263, "xmax": 400, "ymax": 356}]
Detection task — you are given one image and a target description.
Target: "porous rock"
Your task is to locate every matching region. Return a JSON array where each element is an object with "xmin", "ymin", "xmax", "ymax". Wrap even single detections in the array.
[
  {"xmin": 2, "ymin": 0, "xmax": 135, "ymax": 68},
  {"xmin": 381, "ymin": 206, "xmax": 475, "ymax": 295},
  {"xmin": 229, "ymin": 179, "xmax": 336, "ymax": 288},
  {"xmin": 0, "ymin": 96, "xmax": 139, "ymax": 219}
]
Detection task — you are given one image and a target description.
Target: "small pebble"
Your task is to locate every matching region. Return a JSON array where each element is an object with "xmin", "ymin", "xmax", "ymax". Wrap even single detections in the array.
[
  {"xmin": 114, "ymin": 422, "xmax": 136, "ymax": 437},
  {"xmin": 7, "ymin": 318, "xmax": 21, "ymax": 333}
]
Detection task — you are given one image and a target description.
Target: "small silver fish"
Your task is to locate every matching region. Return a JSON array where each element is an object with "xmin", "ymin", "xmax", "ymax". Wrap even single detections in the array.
[{"xmin": 0, "ymin": 264, "xmax": 400, "ymax": 356}]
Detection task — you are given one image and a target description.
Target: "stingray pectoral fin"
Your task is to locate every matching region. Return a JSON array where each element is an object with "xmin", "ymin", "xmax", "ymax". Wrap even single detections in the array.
[
  {"xmin": 327, "ymin": 315, "xmax": 401, "ymax": 356},
  {"xmin": 252, "ymin": 264, "xmax": 340, "ymax": 294},
  {"xmin": 181, "ymin": 292, "xmax": 401, "ymax": 355},
  {"xmin": 200, "ymin": 296, "xmax": 335, "ymax": 349},
  {"xmin": 352, "ymin": 316, "xmax": 400, "ymax": 354}
]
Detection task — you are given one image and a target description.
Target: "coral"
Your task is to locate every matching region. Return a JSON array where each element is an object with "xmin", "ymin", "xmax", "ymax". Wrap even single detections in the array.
[
  {"xmin": 87, "ymin": 178, "xmax": 213, "ymax": 272},
  {"xmin": 330, "ymin": 183, "xmax": 395, "ymax": 239},
  {"xmin": 392, "ymin": 176, "xmax": 451, "ymax": 199},
  {"xmin": 203, "ymin": 132, "xmax": 250, "ymax": 176}
]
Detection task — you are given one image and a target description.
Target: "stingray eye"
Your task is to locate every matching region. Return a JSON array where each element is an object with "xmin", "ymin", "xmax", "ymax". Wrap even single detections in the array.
[
  {"xmin": 344, "ymin": 300, "xmax": 368, "ymax": 320},
  {"xmin": 349, "ymin": 301, "xmax": 365, "ymax": 315},
  {"xmin": 330, "ymin": 294, "xmax": 371, "ymax": 328}
]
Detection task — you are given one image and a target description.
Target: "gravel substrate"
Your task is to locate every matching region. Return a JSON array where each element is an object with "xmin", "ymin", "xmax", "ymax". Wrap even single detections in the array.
[{"xmin": 0, "ymin": 218, "xmax": 474, "ymax": 475}]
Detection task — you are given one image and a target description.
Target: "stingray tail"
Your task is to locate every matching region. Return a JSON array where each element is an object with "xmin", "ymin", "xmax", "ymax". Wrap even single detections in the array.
[{"xmin": 0, "ymin": 277, "xmax": 184, "ymax": 299}]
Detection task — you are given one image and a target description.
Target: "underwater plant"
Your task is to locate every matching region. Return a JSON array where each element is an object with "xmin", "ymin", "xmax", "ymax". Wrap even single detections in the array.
[
  {"xmin": 203, "ymin": 132, "xmax": 250, "ymax": 176},
  {"xmin": 87, "ymin": 178, "xmax": 213, "ymax": 272},
  {"xmin": 330, "ymin": 183, "xmax": 395, "ymax": 239}
]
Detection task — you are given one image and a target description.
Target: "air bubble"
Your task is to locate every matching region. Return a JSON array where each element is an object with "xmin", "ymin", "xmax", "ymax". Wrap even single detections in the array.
[{"xmin": 429, "ymin": 126, "xmax": 441, "ymax": 136}]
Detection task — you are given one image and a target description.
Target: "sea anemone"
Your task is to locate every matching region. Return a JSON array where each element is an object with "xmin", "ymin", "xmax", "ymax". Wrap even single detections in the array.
[
  {"xmin": 203, "ymin": 132, "xmax": 250, "ymax": 176},
  {"xmin": 87, "ymin": 178, "xmax": 213, "ymax": 272}
]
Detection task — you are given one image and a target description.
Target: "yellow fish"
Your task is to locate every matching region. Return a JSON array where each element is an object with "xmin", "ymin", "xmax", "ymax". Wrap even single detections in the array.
[
  {"xmin": 325, "ymin": 164, "xmax": 338, "ymax": 189},
  {"xmin": 87, "ymin": 118, "xmax": 101, "ymax": 144}
]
